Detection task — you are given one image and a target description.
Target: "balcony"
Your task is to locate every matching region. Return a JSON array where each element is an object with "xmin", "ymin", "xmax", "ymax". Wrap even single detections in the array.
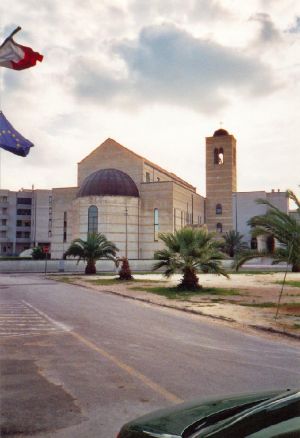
[
  {"xmin": 0, "ymin": 225, "xmax": 8, "ymax": 231},
  {"xmin": 15, "ymin": 237, "xmax": 31, "ymax": 242},
  {"xmin": 0, "ymin": 201, "xmax": 9, "ymax": 208},
  {"xmin": 16, "ymin": 226, "xmax": 31, "ymax": 232}
]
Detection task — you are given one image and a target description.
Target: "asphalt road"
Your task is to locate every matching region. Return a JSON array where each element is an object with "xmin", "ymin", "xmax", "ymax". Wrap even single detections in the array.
[{"xmin": 0, "ymin": 273, "xmax": 299, "ymax": 437}]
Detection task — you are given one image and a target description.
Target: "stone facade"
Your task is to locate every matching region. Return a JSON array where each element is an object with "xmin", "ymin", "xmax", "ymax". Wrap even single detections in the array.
[
  {"xmin": 1, "ymin": 129, "xmax": 293, "ymax": 258},
  {"xmin": 50, "ymin": 138, "xmax": 205, "ymax": 259},
  {"xmin": 206, "ymin": 130, "xmax": 237, "ymax": 235}
]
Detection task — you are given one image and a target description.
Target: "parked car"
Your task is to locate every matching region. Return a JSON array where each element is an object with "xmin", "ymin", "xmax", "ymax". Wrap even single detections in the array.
[{"xmin": 117, "ymin": 388, "xmax": 299, "ymax": 437}]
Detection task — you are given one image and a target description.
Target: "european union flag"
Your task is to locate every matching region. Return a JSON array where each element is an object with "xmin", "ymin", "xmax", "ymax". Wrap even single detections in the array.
[{"xmin": 0, "ymin": 111, "xmax": 33, "ymax": 157}]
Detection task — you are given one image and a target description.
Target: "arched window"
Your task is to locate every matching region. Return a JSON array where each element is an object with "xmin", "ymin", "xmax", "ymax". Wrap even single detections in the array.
[
  {"xmin": 216, "ymin": 204, "xmax": 222, "ymax": 215},
  {"xmin": 88, "ymin": 205, "xmax": 98, "ymax": 234},
  {"xmin": 214, "ymin": 148, "xmax": 224, "ymax": 165},
  {"xmin": 218, "ymin": 148, "xmax": 224, "ymax": 164},
  {"xmin": 251, "ymin": 237, "xmax": 257, "ymax": 250},
  {"xmin": 216, "ymin": 222, "xmax": 222, "ymax": 233},
  {"xmin": 266, "ymin": 235, "xmax": 275, "ymax": 253},
  {"xmin": 214, "ymin": 148, "xmax": 219, "ymax": 164}
]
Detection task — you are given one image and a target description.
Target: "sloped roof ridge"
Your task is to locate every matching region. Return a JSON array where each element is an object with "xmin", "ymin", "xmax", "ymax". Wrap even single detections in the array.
[{"xmin": 78, "ymin": 138, "xmax": 196, "ymax": 191}]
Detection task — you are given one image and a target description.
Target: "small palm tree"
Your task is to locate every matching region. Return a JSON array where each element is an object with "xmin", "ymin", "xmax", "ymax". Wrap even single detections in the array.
[
  {"xmin": 65, "ymin": 233, "xmax": 118, "ymax": 275},
  {"xmin": 153, "ymin": 227, "xmax": 228, "ymax": 290},
  {"xmin": 235, "ymin": 190, "xmax": 300, "ymax": 272},
  {"xmin": 221, "ymin": 230, "xmax": 249, "ymax": 258}
]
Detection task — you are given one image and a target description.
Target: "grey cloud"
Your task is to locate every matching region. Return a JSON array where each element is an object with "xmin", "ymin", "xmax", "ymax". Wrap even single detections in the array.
[
  {"xmin": 72, "ymin": 24, "xmax": 276, "ymax": 113},
  {"xmin": 287, "ymin": 16, "xmax": 300, "ymax": 33},
  {"xmin": 251, "ymin": 13, "xmax": 281, "ymax": 44}
]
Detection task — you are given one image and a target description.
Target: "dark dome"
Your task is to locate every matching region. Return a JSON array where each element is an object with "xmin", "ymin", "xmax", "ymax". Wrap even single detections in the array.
[
  {"xmin": 213, "ymin": 128, "xmax": 229, "ymax": 137},
  {"xmin": 77, "ymin": 168, "xmax": 139, "ymax": 198}
]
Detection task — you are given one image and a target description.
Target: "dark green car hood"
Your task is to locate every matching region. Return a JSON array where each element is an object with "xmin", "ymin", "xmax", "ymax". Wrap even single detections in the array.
[{"xmin": 119, "ymin": 389, "xmax": 297, "ymax": 438}]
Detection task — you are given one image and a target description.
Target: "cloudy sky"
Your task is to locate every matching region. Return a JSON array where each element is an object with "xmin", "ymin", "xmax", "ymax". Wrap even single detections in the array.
[{"xmin": 0, "ymin": 0, "xmax": 299, "ymax": 200}]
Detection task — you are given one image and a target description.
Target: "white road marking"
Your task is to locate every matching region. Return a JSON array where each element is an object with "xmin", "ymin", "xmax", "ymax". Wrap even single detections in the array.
[{"xmin": 0, "ymin": 300, "xmax": 71, "ymax": 338}]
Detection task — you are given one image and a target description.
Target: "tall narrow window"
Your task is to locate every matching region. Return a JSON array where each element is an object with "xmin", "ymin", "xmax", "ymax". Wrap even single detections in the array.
[
  {"xmin": 218, "ymin": 148, "xmax": 224, "ymax": 164},
  {"xmin": 216, "ymin": 222, "xmax": 222, "ymax": 233},
  {"xmin": 88, "ymin": 205, "xmax": 98, "ymax": 234},
  {"xmin": 214, "ymin": 148, "xmax": 224, "ymax": 165},
  {"xmin": 154, "ymin": 208, "xmax": 159, "ymax": 241},
  {"xmin": 251, "ymin": 237, "xmax": 257, "ymax": 250},
  {"xmin": 214, "ymin": 148, "xmax": 219, "ymax": 164},
  {"xmin": 63, "ymin": 211, "xmax": 67, "ymax": 242},
  {"xmin": 216, "ymin": 204, "xmax": 222, "ymax": 215}
]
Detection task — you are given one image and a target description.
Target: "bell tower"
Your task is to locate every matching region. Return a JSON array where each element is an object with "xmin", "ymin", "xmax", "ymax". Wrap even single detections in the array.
[{"xmin": 205, "ymin": 128, "xmax": 237, "ymax": 234}]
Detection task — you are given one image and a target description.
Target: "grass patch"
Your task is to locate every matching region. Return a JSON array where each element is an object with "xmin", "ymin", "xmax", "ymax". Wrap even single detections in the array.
[
  {"xmin": 129, "ymin": 286, "xmax": 241, "ymax": 300},
  {"xmin": 240, "ymin": 302, "xmax": 300, "ymax": 309},
  {"xmin": 274, "ymin": 280, "xmax": 300, "ymax": 288},
  {"xmin": 86, "ymin": 278, "xmax": 162, "ymax": 286},
  {"xmin": 240, "ymin": 302, "xmax": 277, "ymax": 308},
  {"xmin": 51, "ymin": 276, "xmax": 76, "ymax": 284},
  {"xmin": 229, "ymin": 271, "xmax": 277, "ymax": 275}
]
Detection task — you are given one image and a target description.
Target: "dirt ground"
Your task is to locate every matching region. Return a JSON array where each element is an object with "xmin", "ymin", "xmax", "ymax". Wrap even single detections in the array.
[{"xmin": 52, "ymin": 272, "xmax": 300, "ymax": 339}]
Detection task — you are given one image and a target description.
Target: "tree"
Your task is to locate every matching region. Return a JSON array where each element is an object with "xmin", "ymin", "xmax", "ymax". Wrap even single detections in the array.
[
  {"xmin": 153, "ymin": 227, "xmax": 228, "ymax": 290},
  {"xmin": 65, "ymin": 233, "xmax": 118, "ymax": 275},
  {"xmin": 118, "ymin": 257, "xmax": 133, "ymax": 280},
  {"xmin": 31, "ymin": 246, "xmax": 46, "ymax": 260},
  {"xmin": 235, "ymin": 190, "xmax": 300, "ymax": 272},
  {"xmin": 221, "ymin": 230, "xmax": 249, "ymax": 258}
]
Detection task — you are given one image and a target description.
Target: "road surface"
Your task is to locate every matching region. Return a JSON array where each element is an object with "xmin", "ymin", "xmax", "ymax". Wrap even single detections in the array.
[{"xmin": 0, "ymin": 273, "xmax": 299, "ymax": 437}]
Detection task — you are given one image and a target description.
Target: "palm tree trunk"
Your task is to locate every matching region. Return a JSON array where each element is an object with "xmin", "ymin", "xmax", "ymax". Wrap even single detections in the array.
[
  {"xmin": 85, "ymin": 259, "xmax": 96, "ymax": 275},
  {"xmin": 179, "ymin": 267, "xmax": 200, "ymax": 290},
  {"xmin": 292, "ymin": 263, "xmax": 300, "ymax": 273}
]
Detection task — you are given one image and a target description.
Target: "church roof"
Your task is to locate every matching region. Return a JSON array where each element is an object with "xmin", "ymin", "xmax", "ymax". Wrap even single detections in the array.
[
  {"xmin": 78, "ymin": 138, "xmax": 196, "ymax": 191},
  {"xmin": 213, "ymin": 128, "xmax": 229, "ymax": 137},
  {"xmin": 77, "ymin": 168, "xmax": 139, "ymax": 198}
]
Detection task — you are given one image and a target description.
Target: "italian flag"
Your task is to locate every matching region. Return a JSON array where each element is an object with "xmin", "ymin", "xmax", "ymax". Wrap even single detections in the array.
[{"xmin": 0, "ymin": 27, "xmax": 43, "ymax": 70}]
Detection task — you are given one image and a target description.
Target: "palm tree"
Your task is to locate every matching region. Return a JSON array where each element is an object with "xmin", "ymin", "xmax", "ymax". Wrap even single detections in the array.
[
  {"xmin": 153, "ymin": 227, "xmax": 228, "ymax": 290},
  {"xmin": 235, "ymin": 190, "xmax": 300, "ymax": 272},
  {"xmin": 65, "ymin": 233, "xmax": 118, "ymax": 274},
  {"xmin": 221, "ymin": 230, "xmax": 249, "ymax": 258}
]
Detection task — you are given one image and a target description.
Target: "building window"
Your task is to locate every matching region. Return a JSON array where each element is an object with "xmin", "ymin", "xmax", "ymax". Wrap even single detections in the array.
[
  {"xmin": 17, "ymin": 209, "xmax": 31, "ymax": 216},
  {"xmin": 88, "ymin": 205, "xmax": 98, "ymax": 234},
  {"xmin": 0, "ymin": 196, "xmax": 8, "ymax": 202},
  {"xmin": 16, "ymin": 231, "xmax": 22, "ymax": 238},
  {"xmin": 17, "ymin": 197, "xmax": 32, "ymax": 205},
  {"xmin": 1, "ymin": 231, "xmax": 6, "ymax": 237},
  {"xmin": 63, "ymin": 211, "xmax": 68, "ymax": 242},
  {"xmin": 216, "ymin": 204, "xmax": 222, "ymax": 215},
  {"xmin": 154, "ymin": 208, "xmax": 159, "ymax": 241},
  {"xmin": 216, "ymin": 223, "xmax": 223, "ymax": 233},
  {"xmin": 214, "ymin": 148, "xmax": 224, "ymax": 165},
  {"xmin": 251, "ymin": 237, "xmax": 257, "ymax": 250},
  {"xmin": 1, "ymin": 219, "xmax": 7, "ymax": 225},
  {"xmin": 49, "ymin": 196, "xmax": 52, "ymax": 204},
  {"xmin": 146, "ymin": 172, "xmax": 151, "ymax": 183},
  {"xmin": 24, "ymin": 232, "xmax": 30, "ymax": 238}
]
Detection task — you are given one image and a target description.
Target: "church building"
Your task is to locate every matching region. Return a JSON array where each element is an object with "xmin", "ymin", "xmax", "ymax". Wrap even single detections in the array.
[
  {"xmin": 0, "ymin": 128, "xmax": 290, "ymax": 258},
  {"xmin": 50, "ymin": 138, "xmax": 205, "ymax": 259}
]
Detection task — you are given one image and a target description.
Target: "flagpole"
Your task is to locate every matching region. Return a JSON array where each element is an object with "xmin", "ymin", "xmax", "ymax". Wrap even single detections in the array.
[{"xmin": 0, "ymin": 26, "xmax": 21, "ymax": 49}]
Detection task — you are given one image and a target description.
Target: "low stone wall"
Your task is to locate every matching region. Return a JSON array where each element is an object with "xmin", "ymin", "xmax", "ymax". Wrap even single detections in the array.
[
  {"xmin": 0, "ymin": 257, "xmax": 288, "ymax": 273},
  {"xmin": 0, "ymin": 259, "xmax": 160, "ymax": 273}
]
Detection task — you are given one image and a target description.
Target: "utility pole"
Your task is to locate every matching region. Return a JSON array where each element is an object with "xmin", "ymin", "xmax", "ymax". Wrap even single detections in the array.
[{"xmin": 125, "ymin": 207, "xmax": 128, "ymax": 258}]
